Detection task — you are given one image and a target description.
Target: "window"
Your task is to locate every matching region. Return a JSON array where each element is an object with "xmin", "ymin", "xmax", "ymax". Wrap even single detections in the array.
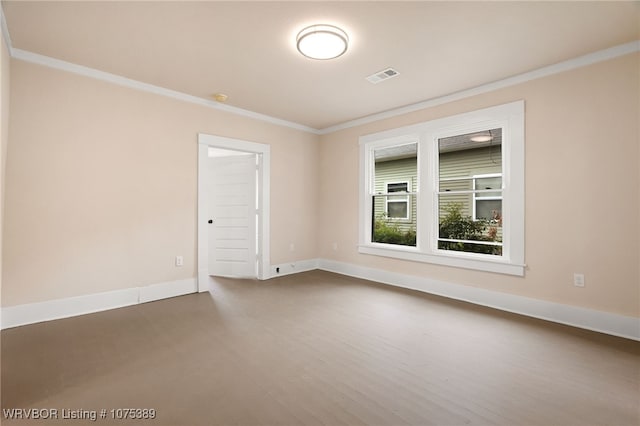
[
  {"xmin": 386, "ymin": 182, "xmax": 410, "ymax": 219},
  {"xmin": 473, "ymin": 174, "xmax": 502, "ymax": 222},
  {"xmin": 359, "ymin": 101, "xmax": 525, "ymax": 275}
]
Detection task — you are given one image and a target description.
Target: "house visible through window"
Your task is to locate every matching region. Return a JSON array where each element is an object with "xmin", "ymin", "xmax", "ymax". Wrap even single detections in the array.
[
  {"xmin": 359, "ymin": 101, "xmax": 524, "ymax": 275},
  {"xmin": 371, "ymin": 143, "xmax": 417, "ymax": 246},
  {"xmin": 386, "ymin": 182, "xmax": 410, "ymax": 219},
  {"xmin": 438, "ymin": 129, "xmax": 503, "ymax": 256},
  {"xmin": 473, "ymin": 174, "xmax": 502, "ymax": 222}
]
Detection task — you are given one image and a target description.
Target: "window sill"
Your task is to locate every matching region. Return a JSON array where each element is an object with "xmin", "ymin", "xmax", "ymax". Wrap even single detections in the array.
[{"xmin": 358, "ymin": 244, "xmax": 525, "ymax": 276}]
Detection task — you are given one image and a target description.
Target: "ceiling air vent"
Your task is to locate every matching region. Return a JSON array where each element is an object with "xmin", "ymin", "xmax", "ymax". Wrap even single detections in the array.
[{"xmin": 366, "ymin": 67, "xmax": 400, "ymax": 84}]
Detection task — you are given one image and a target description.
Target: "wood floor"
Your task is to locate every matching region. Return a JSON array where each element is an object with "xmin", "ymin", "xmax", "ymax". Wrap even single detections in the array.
[{"xmin": 2, "ymin": 270, "xmax": 639, "ymax": 425}]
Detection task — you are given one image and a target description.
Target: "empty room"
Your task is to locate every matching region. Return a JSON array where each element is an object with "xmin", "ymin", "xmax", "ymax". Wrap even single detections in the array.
[{"xmin": 0, "ymin": 1, "xmax": 639, "ymax": 425}]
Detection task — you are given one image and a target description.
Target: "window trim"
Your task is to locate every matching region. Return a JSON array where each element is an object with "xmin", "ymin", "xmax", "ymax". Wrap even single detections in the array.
[{"xmin": 359, "ymin": 101, "xmax": 525, "ymax": 276}]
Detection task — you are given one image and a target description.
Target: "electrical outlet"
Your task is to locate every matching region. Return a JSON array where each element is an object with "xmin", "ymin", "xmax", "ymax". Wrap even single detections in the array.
[
  {"xmin": 573, "ymin": 273, "xmax": 585, "ymax": 287},
  {"xmin": 289, "ymin": 243, "xmax": 295, "ymax": 252},
  {"xmin": 332, "ymin": 242, "xmax": 338, "ymax": 251},
  {"xmin": 176, "ymin": 256, "xmax": 184, "ymax": 267}
]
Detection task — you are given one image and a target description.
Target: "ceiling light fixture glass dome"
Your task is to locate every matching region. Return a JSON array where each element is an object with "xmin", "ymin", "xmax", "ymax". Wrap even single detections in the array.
[
  {"xmin": 296, "ymin": 24, "xmax": 349, "ymax": 60},
  {"xmin": 470, "ymin": 130, "xmax": 494, "ymax": 142}
]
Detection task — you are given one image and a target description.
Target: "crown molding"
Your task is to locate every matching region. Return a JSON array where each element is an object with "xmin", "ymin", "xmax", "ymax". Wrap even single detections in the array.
[
  {"xmin": 319, "ymin": 40, "xmax": 640, "ymax": 135},
  {"xmin": 4, "ymin": 20, "xmax": 638, "ymax": 138},
  {"xmin": 11, "ymin": 48, "xmax": 320, "ymax": 135}
]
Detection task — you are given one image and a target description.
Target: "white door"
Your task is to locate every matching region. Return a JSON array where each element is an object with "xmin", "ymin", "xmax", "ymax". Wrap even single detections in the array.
[{"xmin": 207, "ymin": 153, "xmax": 257, "ymax": 278}]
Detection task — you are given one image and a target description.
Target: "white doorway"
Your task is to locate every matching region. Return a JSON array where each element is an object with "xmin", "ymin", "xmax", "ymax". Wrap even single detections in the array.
[{"xmin": 197, "ymin": 134, "xmax": 270, "ymax": 292}]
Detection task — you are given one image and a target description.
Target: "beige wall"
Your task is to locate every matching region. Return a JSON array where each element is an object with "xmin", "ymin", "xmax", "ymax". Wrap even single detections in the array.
[
  {"xmin": 1, "ymin": 30, "xmax": 10, "ymax": 311},
  {"xmin": 3, "ymin": 50, "xmax": 638, "ymax": 321},
  {"xmin": 319, "ymin": 53, "xmax": 640, "ymax": 318},
  {"xmin": 3, "ymin": 60, "xmax": 318, "ymax": 306}
]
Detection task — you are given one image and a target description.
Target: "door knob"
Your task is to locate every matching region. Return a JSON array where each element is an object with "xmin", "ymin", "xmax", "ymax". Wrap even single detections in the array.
[{"xmin": 208, "ymin": 219, "xmax": 213, "ymax": 224}]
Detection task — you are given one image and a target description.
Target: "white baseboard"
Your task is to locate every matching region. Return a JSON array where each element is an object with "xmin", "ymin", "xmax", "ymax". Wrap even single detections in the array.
[
  {"xmin": 3, "ymin": 261, "xmax": 637, "ymax": 341},
  {"xmin": 1, "ymin": 278, "xmax": 197, "ymax": 329},
  {"xmin": 318, "ymin": 259, "xmax": 640, "ymax": 341},
  {"xmin": 138, "ymin": 278, "xmax": 197, "ymax": 303},
  {"xmin": 268, "ymin": 259, "xmax": 319, "ymax": 279}
]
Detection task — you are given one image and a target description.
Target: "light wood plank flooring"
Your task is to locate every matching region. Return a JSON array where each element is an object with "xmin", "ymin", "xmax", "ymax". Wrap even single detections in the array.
[{"xmin": 2, "ymin": 270, "xmax": 639, "ymax": 425}]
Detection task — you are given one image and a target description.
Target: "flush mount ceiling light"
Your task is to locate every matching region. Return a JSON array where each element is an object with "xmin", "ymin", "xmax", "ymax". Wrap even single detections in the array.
[
  {"xmin": 296, "ymin": 24, "xmax": 349, "ymax": 60},
  {"xmin": 470, "ymin": 130, "xmax": 494, "ymax": 142}
]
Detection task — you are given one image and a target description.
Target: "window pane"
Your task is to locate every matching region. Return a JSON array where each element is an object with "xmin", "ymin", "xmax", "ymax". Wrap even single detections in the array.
[
  {"xmin": 476, "ymin": 200, "xmax": 502, "ymax": 222},
  {"xmin": 374, "ymin": 143, "xmax": 418, "ymax": 194},
  {"xmin": 439, "ymin": 128, "xmax": 502, "ymax": 181},
  {"xmin": 438, "ymin": 195, "xmax": 502, "ymax": 256},
  {"xmin": 475, "ymin": 177, "xmax": 501, "ymax": 199},
  {"xmin": 440, "ymin": 177, "xmax": 472, "ymax": 192},
  {"xmin": 388, "ymin": 201, "xmax": 408, "ymax": 218},
  {"xmin": 438, "ymin": 129, "xmax": 502, "ymax": 256},
  {"xmin": 475, "ymin": 176, "xmax": 501, "ymax": 191},
  {"xmin": 372, "ymin": 194, "xmax": 416, "ymax": 246},
  {"xmin": 372, "ymin": 143, "xmax": 418, "ymax": 246},
  {"xmin": 387, "ymin": 182, "xmax": 408, "ymax": 193}
]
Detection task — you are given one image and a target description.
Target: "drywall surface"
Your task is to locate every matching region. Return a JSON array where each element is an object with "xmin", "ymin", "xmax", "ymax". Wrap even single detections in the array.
[
  {"xmin": 3, "ymin": 59, "xmax": 319, "ymax": 306},
  {"xmin": 1, "ymin": 26, "xmax": 10, "ymax": 317},
  {"xmin": 319, "ymin": 53, "xmax": 640, "ymax": 318}
]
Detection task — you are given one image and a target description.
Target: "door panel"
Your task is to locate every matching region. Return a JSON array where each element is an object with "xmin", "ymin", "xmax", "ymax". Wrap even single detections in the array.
[{"xmin": 208, "ymin": 154, "xmax": 257, "ymax": 278}]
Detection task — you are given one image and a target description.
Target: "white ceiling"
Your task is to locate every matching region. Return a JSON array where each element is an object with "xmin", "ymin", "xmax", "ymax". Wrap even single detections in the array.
[{"xmin": 2, "ymin": 1, "xmax": 639, "ymax": 131}]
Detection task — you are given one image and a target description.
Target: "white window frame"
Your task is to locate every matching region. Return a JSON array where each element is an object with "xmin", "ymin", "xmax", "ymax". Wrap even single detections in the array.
[
  {"xmin": 385, "ymin": 180, "xmax": 411, "ymax": 220},
  {"xmin": 359, "ymin": 101, "xmax": 525, "ymax": 276}
]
